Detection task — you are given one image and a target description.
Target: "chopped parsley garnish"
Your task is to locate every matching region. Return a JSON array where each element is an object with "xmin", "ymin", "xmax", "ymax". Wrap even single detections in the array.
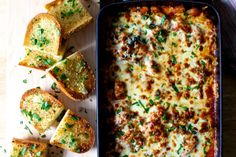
[
  {"xmin": 61, "ymin": 8, "xmax": 81, "ymax": 18},
  {"xmin": 192, "ymin": 84, "xmax": 200, "ymax": 90},
  {"xmin": 172, "ymin": 42, "xmax": 177, "ymax": 47},
  {"xmin": 171, "ymin": 55, "xmax": 177, "ymax": 65},
  {"xmin": 149, "ymin": 23, "xmax": 157, "ymax": 29},
  {"xmin": 23, "ymin": 79, "xmax": 27, "ymax": 84},
  {"xmin": 116, "ymin": 109, "xmax": 122, "ymax": 114},
  {"xmin": 172, "ymin": 84, "xmax": 179, "ymax": 93},
  {"xmin": 36, "ymin": 152, "xmax": 41, "ymax": 157},
  {"xmin": 172, "ymin": 32, "xmax": 177, "ymax": 36},
  {"xmin": 162, "ymin": 114, "xmax": 167, "ymax": 120},
  {"xmin": 191, "ymin": 51, "xmax": 197, "ymax": 57},
  {"xmin": 161, "ymin": 15, "xmax": 166, "ymax": 25},
  {"xmin": 52, "ymin": 67, "xmax": 59, "ymax": 74},
  {"xmin": 60, "ymin": 73, "xmax": 67, "ymax": 80},
  {"xmin": 31, "ymin": 144, "xmax": 37, "ymax": 149},
  {"xmin": 122, "ymin": 155, "xmax": 128, "ymax": 157},
  {"xmin": 51, "ymin": 82, "xmax": 57, "ymax": 90},
  {"xmin": 177, "ymin": 144, "xmax": 183, "ymax": 154},
  {"xmin": 128, "ymin": 64, "xmax": 134, "ymax": 72},
  {"xmin": 65, "ymin": 123, "xmax": 74, "ymax": 128},
  {"xmin": 33, "ymin": 113, "xmax": 42, "ymax": 122},
  {"xmin": 28, "ymin": 70, "xmax": 32, "ymax": 74},
  {"xmin": 186, "ymin": 34, "xmax": 192, "ymax": 39},
  {"xmin": 155, "ymin": 95, "xmax": 161, "ymax": 100},
  {"xmin": 196, "ymin": 44, "xmax": 200, "ymax": 49},
  {"xmin": 61, "ymin": 139, "xmax": 66, "ymax": 144},
  {"xmin": 117, "ymin": 131, "xmax": 125, "ymax": 137},
  {"xmin": 155, "ymin": 29, "xmax": 167, "ymax": 43},
  {"xmin": 142, "ymin": 15, "xmax": 148, "ymax": 20},
  {"xmin": 41, "ymin": 101, "xmax": 51, "ymax": 111},
  {"xmin": 41, "ymin": 75, "xmax": 46, "ymax": 79},
  {"xmin": 71, "ymin": 115, "xmax": 79, "ymax": 121},
  {"xmin": 182, "ymin": 106, "xmax": 188, "ymax": 111},
  {"xmin": 186, "ymin": 85, "xmax": 191, "ymax": 91},
  {"xmin": 149, "ymin": 99, "xmax": 154, "ymax": 105},
  {"xmin": 24, "ymin": 125, "xmax": 33, "ymax": 135},
  {"xmin": 138, "ymin": 100, "xmax": 150, "ymax": 113},
  {"xmin": 200, "ymin": 60, "xmax": 206, "ymax": 66},
  {"xmin": 167, "ymin": 126, "xmax": 175, "ymax": 132},
  {"xmin": 20, "ymin": 147, "xmax": 27, "ymax": 156}
]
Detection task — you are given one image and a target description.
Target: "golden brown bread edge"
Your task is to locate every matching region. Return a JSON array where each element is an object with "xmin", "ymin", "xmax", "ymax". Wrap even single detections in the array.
[
  {"xmin": 47, "ymin": 52, "xmax": 96, "ymax": 101},
  {"xmin": 23, "ymin": 13, "xmax": 62, "ymax": 54}
]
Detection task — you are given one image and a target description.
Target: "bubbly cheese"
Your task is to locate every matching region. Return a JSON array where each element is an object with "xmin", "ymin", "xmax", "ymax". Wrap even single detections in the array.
[{"xmin": 103, "ymin": 5, "xmax": 217, "ymax": 157}]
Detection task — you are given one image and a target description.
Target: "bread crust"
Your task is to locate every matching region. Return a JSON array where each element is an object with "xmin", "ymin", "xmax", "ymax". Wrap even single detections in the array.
[
  {"xmin": 50, "ymin": 109, "xmax": 95, "ymax": 153},
  {"xmin": 11, "ymin": 138, "xmax": 48, "ymax": 157},
  {"xmin": 23, "ymin": 13, "xmax": 62, "ymax": 55},
  {"xmin": 47, "ymin": 52, "xmax": 95, "ymax": 101},
  {"xmin": 20, "ymin": 88, "xmax": 65, "ymax": 133}
]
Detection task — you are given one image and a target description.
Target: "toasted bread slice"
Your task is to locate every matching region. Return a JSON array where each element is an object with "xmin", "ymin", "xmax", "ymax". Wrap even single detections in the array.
[
  {"xmin": 24, "ymin": 13, "xmax": 62, "ymax": 55},
  {"xmin": 50, "ymin": 109, "xmax": 95, "ymax": 153},
  {"xmin": 20, "ymin": 88, "xmax": 65, "ymax": 133},
  {"xmin": 45, "ymin": 0, "xmax": 93, "ymax": 38},
  {"xmin": 11, "ymin": 138, "xmax": 48, "ymax": 157},
  {"xmin": 47, "ymin": 52, "xmax": 95, "ymax": 101}
]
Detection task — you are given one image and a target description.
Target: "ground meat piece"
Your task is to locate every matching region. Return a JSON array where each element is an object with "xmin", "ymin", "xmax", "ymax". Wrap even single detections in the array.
[{"xmin": 114, "ymin": 80, "xmax": 127, "ymax": 99}]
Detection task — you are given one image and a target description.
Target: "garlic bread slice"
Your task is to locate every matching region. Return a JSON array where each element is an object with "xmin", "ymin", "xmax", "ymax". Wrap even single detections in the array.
[
  {"xmin": 45, "ymin": 0, "xmax": 93, "ymax": 38},
  {"xmin": 24, "ymin": 13, "xmax": 62, "ymax": 56},
  {"xmin": 20, "ymin": 88, "xmax": 65, "ymax": 133},
  {"xmin": 50, "ymin": 109, "xmax": 95, "ymax": 153},
  {"xmin": 11, "ymin": 138, "xmax": 48, "ymax": 157},
  {"xmin": 48, "ymin": 52, "xmax": 95, "ymax": 101}
]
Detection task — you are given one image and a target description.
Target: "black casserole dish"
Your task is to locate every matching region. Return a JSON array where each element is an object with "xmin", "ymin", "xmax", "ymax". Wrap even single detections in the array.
[{"xmin": 96, "ymin": 1, "xmax": 221, "ymax": 156}]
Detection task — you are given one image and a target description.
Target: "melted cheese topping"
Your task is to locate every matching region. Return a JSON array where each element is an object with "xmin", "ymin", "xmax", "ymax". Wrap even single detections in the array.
[{"xmin": 103, "ymin": 6, "xmax": 217, "ymax": 157}]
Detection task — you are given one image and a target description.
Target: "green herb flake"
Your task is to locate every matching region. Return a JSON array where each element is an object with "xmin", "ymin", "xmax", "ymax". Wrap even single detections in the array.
[
  {"xmin": 138, "ymin": 100, "xmax": 150, "ymax": 113},
  {"xmin": 186, "ymin": 85, "xmax": 191, "ymax": 91},
  {"xmin": 172, "ymin": 84, "xmax": 179, "ymax": 93},
  {"xmin": 116, "ymin": 109, "xmax": 122, "ymax": 114},
  {"xmin": 20, "ymin": 147, "xmax": 27, "ymax": 156},
  {"xmin": 28, "ymin": 70, "xmax": 32, "ymax": 74},
  {"xmin": 196, "ymin": 44, "xmax": 200, "ymax": 49},
  {"xmin": 128, "ymin": 64, "xmax": 134, "ymax": 72},
  {"xmin": 52, "ymin": 67, "xmax": 59, "ymax": 75},
  {"xmin": 155, "ymin": 30, "xmax": 166, "ymax": 43},
  {"xmin": 31, "ymin": 144, "xmax": 37, "ymax": 149},
  {"xmin": 177, "ymin": 144, "xmax": 183, "ymax": 154},
  {"xmin": 61, "ymin": 139, "xmax": 66, "ymax": 144},
  {"xmin": 149, "ymin": 99, "xmax": 154, "ymax": 105},
  {"xmin": 161, "ymin": 15, "xmax": 166, "ymax": 25},
  {"xmin": 117, "ymin": 131, "xmax": 125, "ymax": 137},
  {"xmin": 60, "ymin": 73, "xmax": 67, "ymax": 80},
  {"xmin": 24, "ymin": 125, "xmax": 33, "ymax": 135},
  {"xmin": 36, "ymin": 152, "xmax": 41, "ymax": 157},
  {"xmin": 142, "ymin": 15, "xmax": 148, "ymax": 20},
  {"xmin": 41, "ymin": 75, "xmax": 46, "ymax": 79},
  {"xmin": 172, "ymin": 42, "xmax": 177, "ymax": 47},
  {"xmin": 162, "ymin": 114, "xmax": 167, "ymax": 120},
  {"xmin": 51, "ymin": 82, "xmax": 57, "ymax": 90},
  {"xmin": 167, "ymin": 126, "xmax": 175, "ymax": 132},
  {"xmin": 71, "ymin": 115, "xmax": 79, "ymax": 121},
  {"xmin": 65, "ymin": 123, "xmax": 74, "ymax": 128},
  {"xmin": 41, "ymin": 101, "xmax": 51, "ymax": 111},
  {"xmin": 200, "ymin": 60, "xmax": 206, "ymax": 66},
  {"xmin": 23, "ymin": 79, "xmax": 27, "ymax": 84},
  {"xmin": 33, "ymin": 113, "xmax": 42, "ymax": 122},
  {"xmin": 171, "ymin": 55, "xmax": 177, "ymax": 65},
  {"xmin": 182, "ymin": 106, "xmax": 188, "ymax": 111}
]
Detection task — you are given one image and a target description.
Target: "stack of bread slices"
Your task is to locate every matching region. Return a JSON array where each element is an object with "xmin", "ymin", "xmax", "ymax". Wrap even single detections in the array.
[{"xmin": 12, "ymin": 0, "xmax": 95, "ymax": 156}]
